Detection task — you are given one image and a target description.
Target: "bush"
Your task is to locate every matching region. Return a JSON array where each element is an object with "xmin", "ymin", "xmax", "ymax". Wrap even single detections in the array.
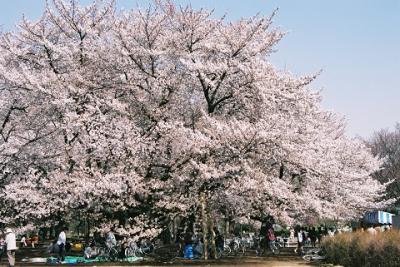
[{"xmin": 321, "ymin": 230, "xmax": 400, "ymax": 267}]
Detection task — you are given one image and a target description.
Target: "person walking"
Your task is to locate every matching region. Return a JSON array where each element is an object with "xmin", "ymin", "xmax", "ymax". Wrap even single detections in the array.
[
  {"xmin": 57, "ymin": 227, "xmax": 68, "ymax": 262},
  {"xmin": 266, "ymin": 226, "xmax": 277, "ymax": 254},
  {"xmin": 214, "ymin": 228, "xmax": 224, "ymax": 256},
  {"xmin": 5, "ymin": 228, "xmax": 17, "ymax": 267},
  {"xmin": 309, "ymin": 227, "xmax": 317, "ymax": 247},
  {"xmin": 0, "ymin": 231, "xmax": 5, "ymax": 263},
  {"xmin": 20, "ymin": 235, "xmax": 27, "ymax": 248},
  {"xmin": 295, "ymin": 228, "xmax": 304, "ymax": 256}
]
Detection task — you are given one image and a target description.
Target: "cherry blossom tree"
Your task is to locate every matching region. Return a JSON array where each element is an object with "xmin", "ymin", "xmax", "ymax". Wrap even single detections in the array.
[
  {"xmin": 367, "ymin": 124, "xmax": 400, "ymax": 206},
  {"xmin": 0, "ymin": 0, "xmax": 387, "ymax": 243}
]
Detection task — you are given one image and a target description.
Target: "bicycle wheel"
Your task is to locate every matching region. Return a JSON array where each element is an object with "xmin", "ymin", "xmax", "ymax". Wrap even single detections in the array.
[
  {"xmin": 109, "ymin": 247, "xmax": 119, "ymax": 261},
  {"xmin": 125, "ymin": 247, "xmax": 135, "ymax": 257},
  {"xmin": 223, "ymin": 244, "xmax": 231, "ymax": 255},
  {"xmin": 240, "ymin": 244, "xmax": 246, "ymax": 255},
  {"xmin": 141, "ymin": 244, "xmax": 152, "ymax": 255},
  {"xmin": 136, "ymin": 247, "xmax": 145, "ymax": 257},
  {"xmin": 303, "ymin": 255, "xmax": 313, "ymax": 262},
  {"xmin": 255, "ymin": 244, "xmax": 264, "ymax": 256},
  {"xmin": 272, "ymin": 242, "xmax": 280, "ymax": 255},
  {"xmin": 98, "ymin": 247, "xmax": 107, "ymax": 257},
  {"xmin": 233, "ymin": 242, "xmax": 245, "ymax": 256}
]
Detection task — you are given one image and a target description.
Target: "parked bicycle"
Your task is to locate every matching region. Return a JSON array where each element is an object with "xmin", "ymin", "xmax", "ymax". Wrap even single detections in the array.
[
  {"xmin": 302, "ymin": 247, "xmax": 326, "ymax": 262},
  {"xmin": 125, "ymin": 239, "xmax": 154, "ymax": 257},
  {"xmin": 255, "ymin": 236, "xmax": 282, "ymax": 255},
  {"xmin": 228, "ymin": 237, "xmax": 246, "ymax": 256},
  {"xmin": 97, "ymin": 244, "xmax": 119, "ymax": 261},
  {"xmin": 216, "ymin": 240, "xmax": 232, "ymax": 258}
]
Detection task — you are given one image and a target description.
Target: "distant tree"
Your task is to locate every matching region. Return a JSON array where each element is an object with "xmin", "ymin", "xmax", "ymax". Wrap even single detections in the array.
[{"xmin": 367, "ymin": 123, "xmax": 400, "ymax": 206}]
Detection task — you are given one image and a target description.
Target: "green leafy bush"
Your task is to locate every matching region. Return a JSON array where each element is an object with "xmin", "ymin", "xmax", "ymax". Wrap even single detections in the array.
[{"xmin": 322, "ymin": 230, "xmax": 400, "ymax": 267}]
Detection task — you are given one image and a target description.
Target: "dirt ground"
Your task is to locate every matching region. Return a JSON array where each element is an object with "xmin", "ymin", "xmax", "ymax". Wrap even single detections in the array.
[
  {"xmin": 0, "ymin": 244, "xmax": 320, "ymax": 267},
  {"xmin": 0, "ymin": 257, "xmax": 312, "ymax": 267}
]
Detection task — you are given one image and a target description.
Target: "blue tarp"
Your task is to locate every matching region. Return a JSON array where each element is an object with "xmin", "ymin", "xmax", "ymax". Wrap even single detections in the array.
[{"xmin": 46, "ymin": 256, "xmax": 143, "ymax": 264}]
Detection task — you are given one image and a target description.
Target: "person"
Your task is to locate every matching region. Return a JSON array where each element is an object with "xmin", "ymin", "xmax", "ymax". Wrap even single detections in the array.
[
  {"xmin": 0, "ymin": 231, "xmax": 5, "ymax": 263},
  {"xmin": 31, "ymin": 234, "xmax": 39, "ymax": 248},
  {"xmin": 266, "ymin": 226, "xmax": 277, "ymax": 253},
  {"xmin": 367, "ymin": 226, "xmax": 377, "ymax": 236},
  {"xmin": 316, "ymin": 227, "xmax": 323, "ymax": 244},
  {"xmin": 47, "ymin": 239, "xmax": 59, "ymax": 254},
  {"xmin": 57, "ymin": 227, "xmax": 68, "ymax": 262},
  {"xmin": 295, "ymin": 228, "xmax": 304, "ymax": 256},
  {"xmin": 214, "ymin": 227, "xmax": 224, "ymax": 255},
  {"xmin": 309, "ymin": 227, "xmax": 317, "ymax": 247},
  {"xmin": 20, "ymin": 235, "xmax": 27, "ymax": 247},
  {"xmin": 183, "ymin": 230, "xmax": 193, "ymax": 259},
  {"xmin": 84, "ymin": 242, "xmax": 98, "ymax": 259},
  {"xmin": 38, "ymin": 228, "xmax": 45, "ymax": 241},
  {"xmin": 257, "ymin": 222, "xmax": 268, "ymax": 256},
  {"xmin": 193, "ymin": 235, "xmax": 204, "ymax": 259},
  {"xmin": 327, "ymin": 228, "xmax": 335, "ymax": 237},
  {"xmin": 5, "ymin": 228, "xmax": 17, "ymax": 267},
  {"xmin": 106, "ymin": 228, "xmax": 117, "ymax": 249},
  {"xmin": 93, "ymin": 231, "xmax": 102, "ymax": 246},
  {"xmin": 289, "ymin": 228, "xmax": 295, "ymax": 241}
]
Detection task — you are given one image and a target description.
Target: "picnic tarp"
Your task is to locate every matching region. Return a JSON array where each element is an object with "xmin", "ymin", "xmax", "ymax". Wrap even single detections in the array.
[{"xmin": 45, "ymin": 255, "xmax": 143, "ymax": 264}]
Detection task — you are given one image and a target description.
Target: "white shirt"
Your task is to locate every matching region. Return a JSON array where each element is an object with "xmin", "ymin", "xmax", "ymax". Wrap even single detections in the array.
[
  {"xmin": 21, "ymin": 236, "xmax": 27, "ymax": 246},
  {"xmin": 106, "ymin": 232, "xmax": 116, "ymax": 246},
  {"xmin": 297, "ymin": 231, "xmax": 303, "ymax": 243},
  {"xmin": 367, "ymin": 227, "xmax": 377, "ymax": 236},
  {"xmin": 57, "ymin": 231, "xmax": 66, "ymax": 245},
  {"xmin": 5, "ymin": 232, "xmax": 17, "ymax": 250}
]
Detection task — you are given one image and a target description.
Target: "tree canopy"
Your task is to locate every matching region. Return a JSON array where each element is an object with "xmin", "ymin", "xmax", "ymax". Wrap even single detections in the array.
[{"xmin": 0, "ymin": 0, "xmax": 386, "ymax": 237}]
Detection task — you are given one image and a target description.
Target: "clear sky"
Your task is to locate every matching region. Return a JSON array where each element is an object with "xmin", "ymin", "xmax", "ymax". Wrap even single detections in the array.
[{"xmin": 1, "ymin": 0, "xmax": 399, "ymax": 138}]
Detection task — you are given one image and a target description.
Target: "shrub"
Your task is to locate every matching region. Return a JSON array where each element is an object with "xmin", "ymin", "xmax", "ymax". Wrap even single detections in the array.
[{"xmin": 321, "ymin": 230, "xmax": 400, "ymax": 267}]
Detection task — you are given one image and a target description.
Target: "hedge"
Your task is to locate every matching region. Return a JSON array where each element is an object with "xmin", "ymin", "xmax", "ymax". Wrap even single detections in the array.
[{"xmin": 321, "ymin": 230, "xmax": 400, "ymax": 267}]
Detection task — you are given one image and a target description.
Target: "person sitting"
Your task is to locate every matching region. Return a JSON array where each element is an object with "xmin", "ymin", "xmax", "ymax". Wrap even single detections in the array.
[
  {"xmin": 193, "ymin": 237, "xmax": 203, "ymax": 259},
  {"xmin": 30, "ymin": 235, "xmax": 39, "ymax": 248},
  {"xmin": 84, "ymin": 242, "xmax": 98, "ymax": 259},
  {"xmin": 106, "ymin": 228, "xmax": 117, "ymax": 249}
]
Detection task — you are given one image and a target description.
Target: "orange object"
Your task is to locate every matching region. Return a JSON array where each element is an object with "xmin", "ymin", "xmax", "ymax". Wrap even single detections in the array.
[{"xmin": 72, "ymin": 243, "xmax": 84, "ymax": 252}]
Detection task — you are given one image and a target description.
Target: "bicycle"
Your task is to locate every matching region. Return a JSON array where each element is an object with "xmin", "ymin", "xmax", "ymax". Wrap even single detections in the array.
[
  {"xmin": 255, "ymin": 237, "xmax": 281, "ymax": 255},
  {"xmin": 98, "ymin": 244, "xmax": 119, "ymax": 261},
  {"xmin": 302, "ymin": 247, "xmax": 326, "ymax": 262},
  {"xmin": 125, "ymin": 240, "xmax": 154, "ymax": 257},
  {"xmin": 215, "ymin": 240, "xmax": 232, "ymax": 258},
  {"xmin": 229, "ymin": 237, "xmax": 246, "ymax": 256}
]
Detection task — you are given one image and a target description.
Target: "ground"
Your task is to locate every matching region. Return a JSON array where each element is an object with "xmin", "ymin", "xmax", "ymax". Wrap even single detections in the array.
[{"xmin": 0, "ymin": 244, "xmax": 329, "ymax": 266}]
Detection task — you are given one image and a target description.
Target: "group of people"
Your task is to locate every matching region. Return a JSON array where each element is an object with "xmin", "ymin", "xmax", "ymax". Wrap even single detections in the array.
[
  {"xmin": 257, "ymin": 222, "xmax": 280, "ymax": 255},
  {"xmin": 0, "ymin": 228, "xmax": 17, "ymax": 267},
  {"xmin": 175, "ymin": 226, "xmax": 225, "ymax": 259},
  {"xmin": 19, "ymin": 234, "xmax": 39, "ymax": 248},
  {"xmin": 3, "ymin": 222, "xmax": 387, "ymax": 265}
]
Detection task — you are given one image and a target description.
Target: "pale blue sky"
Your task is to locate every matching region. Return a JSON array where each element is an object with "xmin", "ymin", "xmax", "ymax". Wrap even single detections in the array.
[{"xmin": 1, "ymin": 0, "xmax": 399, "ymax": 138}]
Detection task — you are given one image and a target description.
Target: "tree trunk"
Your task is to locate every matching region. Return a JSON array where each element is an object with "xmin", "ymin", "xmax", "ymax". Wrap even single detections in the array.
[
  {"xmin": 200, "ymin": 192, "xmax": 208, "ymax": 260},
  {"xmin": 209, "ymin": 212, "xmax": 217, "ymax": 259},
  {"xmin": 225, "ymin": 218, "xmax": 230, "ymax": 237},
  {"xmin": 85, "ymin": 217, "xmax": 90, "ymax": 240}
]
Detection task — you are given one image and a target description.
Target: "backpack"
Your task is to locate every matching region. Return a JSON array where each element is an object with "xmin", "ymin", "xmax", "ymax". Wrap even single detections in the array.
[{"xmin": 267, "ymin": 229, "xmax": 275, "ymax": 241}]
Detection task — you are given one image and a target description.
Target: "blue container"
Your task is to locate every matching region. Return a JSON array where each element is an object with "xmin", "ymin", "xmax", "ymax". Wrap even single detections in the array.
[{"xmin": 184, "ymin": 244, "xmax": 194, "ymax": 259}]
